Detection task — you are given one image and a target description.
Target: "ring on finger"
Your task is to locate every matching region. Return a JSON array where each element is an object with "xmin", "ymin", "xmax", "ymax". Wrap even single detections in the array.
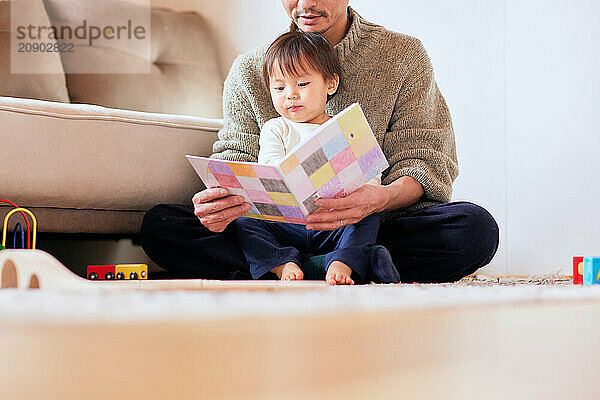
[{"xmin": 340, "ymin": 219, "xmax": 344, "ymax": 228}]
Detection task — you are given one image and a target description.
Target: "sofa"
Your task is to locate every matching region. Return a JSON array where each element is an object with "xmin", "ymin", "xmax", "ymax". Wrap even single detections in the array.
[{"xmin": 0, "ymin": 0, "xmax": 226, "ymax": 234}]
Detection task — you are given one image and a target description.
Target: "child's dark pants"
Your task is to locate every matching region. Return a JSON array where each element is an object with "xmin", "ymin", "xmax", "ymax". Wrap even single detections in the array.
[{"xmin": 231, "ymin": 214, "xmax": 380, "ymax": 280}]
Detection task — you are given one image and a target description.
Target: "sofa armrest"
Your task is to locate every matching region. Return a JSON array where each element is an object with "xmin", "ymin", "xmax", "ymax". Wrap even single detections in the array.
[
  {"xmin": 0, "ymin": 96, "xmax": 223, "ymax": 213},
  {"xmin": 0, "ymin": 96, "xmax": 223, "ymax": 130}
]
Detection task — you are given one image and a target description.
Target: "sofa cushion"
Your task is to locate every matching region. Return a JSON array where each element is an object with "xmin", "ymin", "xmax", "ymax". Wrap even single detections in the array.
[
  {"xmin": 0, "ymin": 96, "xmax": 222, "ymax": 233},
  {"xmin": 43, "ymin": 0, "xmax": 224, "ymax": 118},
  {"xmin": 0, "ymin": 0, "xmax": 70, "ymax": 102}
]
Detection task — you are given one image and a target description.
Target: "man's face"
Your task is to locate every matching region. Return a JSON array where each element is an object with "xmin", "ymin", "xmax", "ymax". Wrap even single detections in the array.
[{"xmin": 281, "ymin": 0, "xmax": 349, "ymax": 36}]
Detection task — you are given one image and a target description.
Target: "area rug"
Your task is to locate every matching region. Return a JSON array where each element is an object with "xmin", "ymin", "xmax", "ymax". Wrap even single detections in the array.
[
  {"xmin": 458, "ymin": 271, "xmax": 572, "ymax": 285},
  {"xmin": 0, "ymin": 271, "xmax": 595, "ymax": 325}
]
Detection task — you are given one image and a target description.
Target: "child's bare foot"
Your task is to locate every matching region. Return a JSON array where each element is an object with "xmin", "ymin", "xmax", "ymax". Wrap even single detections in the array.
[
  {"xmin": 270, "ymin": 262, "xmax": 304, "ymax": 281},
  {"xmin": 325, "ymin": 261, "xmax": 354, "ymax": 285}
]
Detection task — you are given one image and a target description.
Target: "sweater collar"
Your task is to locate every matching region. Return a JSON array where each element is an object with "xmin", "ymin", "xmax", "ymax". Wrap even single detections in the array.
[
  {"xmin": 334, "ymin": 7, "xmax": 376, "ymax": 63},
  {"xmin": 288, "ymin": 7, "xmax": 377, "ymax": 64}
]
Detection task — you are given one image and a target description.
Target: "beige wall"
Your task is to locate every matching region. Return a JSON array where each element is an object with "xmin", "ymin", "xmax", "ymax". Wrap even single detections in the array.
[{"xmin": 151, "ymin": 0, "xmax": 289, "ymax": 72}]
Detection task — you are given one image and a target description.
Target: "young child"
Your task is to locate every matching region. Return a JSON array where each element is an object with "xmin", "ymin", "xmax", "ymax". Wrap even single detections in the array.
[{"xmin": 231, "ymin": 31, "xmax": 400, "ymax": 285}]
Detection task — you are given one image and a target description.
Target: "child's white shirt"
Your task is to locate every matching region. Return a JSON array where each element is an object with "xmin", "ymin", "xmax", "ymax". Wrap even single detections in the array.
[{"xmin": 258, "ymin": 117, "xmax": 381, "ymax": 185}]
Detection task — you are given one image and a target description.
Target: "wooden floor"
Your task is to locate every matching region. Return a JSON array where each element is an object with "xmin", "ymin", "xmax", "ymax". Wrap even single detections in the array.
[
  {"xmin": 0, "ymin": 250, "xmax": 594, "ymax": 399},
  {"xmin": 0, "ymin": 298, "xmax": 597, "ymax": 400}
]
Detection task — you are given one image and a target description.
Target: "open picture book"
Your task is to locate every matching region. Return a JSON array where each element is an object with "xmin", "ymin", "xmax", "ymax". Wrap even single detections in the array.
[{"xmin": 186, "ymin": 103, "xmax": 389, "ymax": 225}]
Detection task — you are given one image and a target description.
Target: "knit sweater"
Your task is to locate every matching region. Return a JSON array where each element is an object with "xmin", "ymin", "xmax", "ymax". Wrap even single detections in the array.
[{"xmin": 212, "ymin": 7, "xmax": 458, "ymax": 219}]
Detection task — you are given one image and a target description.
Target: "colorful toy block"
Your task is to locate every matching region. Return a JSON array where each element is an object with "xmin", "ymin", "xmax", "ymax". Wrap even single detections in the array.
[
  {"xmin": 87, "ymin": 265, "xmax": 116, "ymax": 280},
  {"xmin": 583, "ymin": 257, "xmax": 600, "ymax": 285},
  {"xmin": 573, "ymin": 256, "xmax": 584, "ymax": 284},
  {"xmin": 115, "ymin": 264, "xmax": 148, "ymax": 280}
]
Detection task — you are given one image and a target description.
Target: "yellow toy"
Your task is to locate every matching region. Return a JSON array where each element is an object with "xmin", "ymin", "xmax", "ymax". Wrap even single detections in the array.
[{"xmin": 115, "ymin": 264, "xmax": 148, "ymax": 280}]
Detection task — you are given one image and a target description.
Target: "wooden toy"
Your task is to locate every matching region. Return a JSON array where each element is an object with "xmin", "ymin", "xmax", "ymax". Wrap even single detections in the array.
[
  {"xmin": 87, "ymin": 264, "xmax": 148, "ymax": 280},
  {"xmin": 12, "ymin": 222, "xmax": 25, "ymax": 249},
  {"xmin": 0, "ymin": 199, "xmax": 32, "ymax": 248},
  {"xmin": 573, "ymin": 256, "xmax": 584, "ymax": 284},
  {"xmin": 583, "ymin": 257, "xmax": 600, "ymax": 285},
  {"xmin": 87, "ymin": 265, "xmax": 116, "ymax": 280},
  {"xmin": 115, "ymin": 264, "xmax": 148, "ymax": 280},
  {"xmin": 2, "ymin": 207, "xmax": 37, "ymax": 250},
  {"xmin": 3, "ymin": 249, "xmax": 326, "ymax": 291}
]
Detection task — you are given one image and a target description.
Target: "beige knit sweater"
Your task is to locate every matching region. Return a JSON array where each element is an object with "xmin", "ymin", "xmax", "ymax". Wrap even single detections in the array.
[{"xmin": 212, "ymin": 7, "xmax": 458, "ymax": 219}]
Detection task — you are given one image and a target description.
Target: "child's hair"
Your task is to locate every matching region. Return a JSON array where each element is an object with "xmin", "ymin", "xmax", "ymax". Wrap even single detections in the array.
[{"xmin": 263, "ymin": 31, "xmax": 343, "ymax": 99}]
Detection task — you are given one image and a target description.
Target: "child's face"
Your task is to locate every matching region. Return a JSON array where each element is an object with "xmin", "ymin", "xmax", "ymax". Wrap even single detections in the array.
[{"xmin": 268, "ymin": 61, "xmax": 338, "ymax": 124}]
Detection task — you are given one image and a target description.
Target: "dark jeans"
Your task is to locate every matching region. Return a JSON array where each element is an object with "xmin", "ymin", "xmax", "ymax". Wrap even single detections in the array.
[
  {"xmin": 231, "ymin": 214, "xmax": 380, "ymax": 280},
  {"xmin": 139, "ymin": 201, "xmax": 499, "ymax": 283}
]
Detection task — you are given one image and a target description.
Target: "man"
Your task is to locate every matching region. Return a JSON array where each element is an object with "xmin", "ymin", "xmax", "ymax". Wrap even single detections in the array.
[{"xmin": 140, "ymin": 0, "xmax": 499, "ymax": 283}]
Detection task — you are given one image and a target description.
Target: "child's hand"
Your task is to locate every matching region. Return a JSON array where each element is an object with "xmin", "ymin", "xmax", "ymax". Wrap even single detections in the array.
[{"xmin": 192, "ymin": 188, "xmax": 251, "ymax": 232}]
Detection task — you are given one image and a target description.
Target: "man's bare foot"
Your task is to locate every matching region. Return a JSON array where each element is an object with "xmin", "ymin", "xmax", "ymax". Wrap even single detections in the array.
[
  {"xmin": 325, "ymin": 261, "xmax": 354, "ymax": 285},
  {"xmin": 270, "ymin": 262, "xmax": 304, "ymax": 281}
]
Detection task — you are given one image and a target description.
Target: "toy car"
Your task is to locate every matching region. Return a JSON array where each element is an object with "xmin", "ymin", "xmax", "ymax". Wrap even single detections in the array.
[
  {"xmin": 87, "ymin": 265, "xmax": 116, "ymax": 280},
  {"xmin": 87, "ymin": 264, "xmax": 148, "ymax": 280}
]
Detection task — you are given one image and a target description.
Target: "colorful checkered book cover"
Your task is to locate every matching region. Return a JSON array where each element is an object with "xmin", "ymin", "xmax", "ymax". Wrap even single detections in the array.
[{"xmin": 186, "ymin": 103, "xmax": 389, "ymax": 225}]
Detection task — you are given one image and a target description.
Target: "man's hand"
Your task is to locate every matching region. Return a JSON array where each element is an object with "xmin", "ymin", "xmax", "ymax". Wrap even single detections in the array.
[
  {"xmin": 192, "ymin": 188, "xmax": 251, "ymax": 232},
  {"xmin": 304, "ymin": 176, "xmax": 425, "ymax": 231},
  {"xmin": 305, "ymin": 184, "xmax": 387, "ymax": 231}
]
